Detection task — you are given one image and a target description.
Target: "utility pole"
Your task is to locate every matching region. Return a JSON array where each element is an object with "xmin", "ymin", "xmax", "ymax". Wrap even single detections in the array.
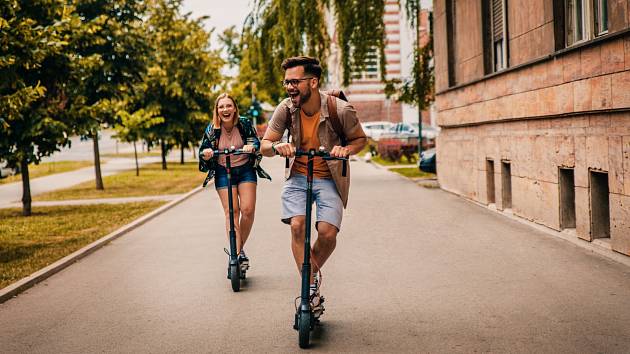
[{"xmin": 251, "ymin": 82, "xmax": 257, "ymax": 127}]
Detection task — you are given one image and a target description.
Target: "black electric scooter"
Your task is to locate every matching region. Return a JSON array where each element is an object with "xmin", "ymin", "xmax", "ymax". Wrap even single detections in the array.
[
  {"xmin": 213, "ymin": 146, "xmax": 254, "ymax": 292},
  {"xmin": 291, "ymin": 147, "xmax": 347, "ymax": 348}
]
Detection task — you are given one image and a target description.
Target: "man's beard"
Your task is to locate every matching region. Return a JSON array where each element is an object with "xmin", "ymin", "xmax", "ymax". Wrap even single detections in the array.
[{"xmin": 291, "ymin": 88, "xmax": 311, "ymax": 107}]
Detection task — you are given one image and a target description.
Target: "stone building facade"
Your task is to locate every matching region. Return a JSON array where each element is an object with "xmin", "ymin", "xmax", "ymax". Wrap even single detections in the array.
[{"xmin": 433, "ymin": 0, "xmax": 630, "ymax": 256}]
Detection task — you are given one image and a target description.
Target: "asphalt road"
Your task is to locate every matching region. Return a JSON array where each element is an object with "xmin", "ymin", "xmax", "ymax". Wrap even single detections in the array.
[{"xmin": 1, "ymin": 157, "xmax": 630, "ymax": 353}]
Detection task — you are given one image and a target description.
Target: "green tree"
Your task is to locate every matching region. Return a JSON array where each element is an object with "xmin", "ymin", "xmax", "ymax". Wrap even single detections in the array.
[
  {"xmin": 385, "ymin": 2, "xmax": 434, "ymax": 153},
  {"xmin": 70, "ymin": 0, "xmax": 149, "ymax": 190},
  {"xmin": 218, "ymin": 25, "xmax": 242, "ymax": 68},
  {"xmin": 144, "ymin": 0, "xmax": 223, "ymax": 169},
  {"xmin": 114, "ymin": 101, "xmax": 164, "ymax": 176},
  {"xmin": 240, "ymin": 0, "xmax": 386, "ymax": 102},
  {"xmin": 0, "ymin": 1, "xmax": 83, "ymax": 216}
]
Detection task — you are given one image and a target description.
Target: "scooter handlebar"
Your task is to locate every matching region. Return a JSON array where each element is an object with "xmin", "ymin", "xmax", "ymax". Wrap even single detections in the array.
[
  {"xmin": 293, "ymin": 148, "xmax": 348, "ymax": 177},
  {"xmin": 212, "ymin": 146, "xmax": 256, "ymax": 156}
]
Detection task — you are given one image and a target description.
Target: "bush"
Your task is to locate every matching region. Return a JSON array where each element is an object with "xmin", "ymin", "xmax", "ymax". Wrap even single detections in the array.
[{"xmin": 377, "ymin": 138, "xmax": 418, "ymax": 163}]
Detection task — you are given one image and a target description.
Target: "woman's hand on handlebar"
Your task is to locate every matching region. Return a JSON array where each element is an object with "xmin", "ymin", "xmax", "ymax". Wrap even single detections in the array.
[
  {"xmin": 273, "ymin": 142, "xmax": 296, "ymax": 157},
  {"xmin": 242, "ymin": 145, "xmax": 256, "ymax": 153},
  {"xmin": 329, "ymin": 145, "xmax": 350, "ymax": 158},
  {"xmin": 202, "ymin": 148, "xmax": 214, "ymax": 160}
]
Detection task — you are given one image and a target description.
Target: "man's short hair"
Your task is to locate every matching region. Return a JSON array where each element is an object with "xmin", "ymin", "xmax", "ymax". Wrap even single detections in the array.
[{"xmin": 281, "ymin": 56, "xmax": 322, "ymax": 79}]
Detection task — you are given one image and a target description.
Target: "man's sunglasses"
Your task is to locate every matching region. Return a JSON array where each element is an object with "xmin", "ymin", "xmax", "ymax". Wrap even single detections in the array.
[{"xmin": 281, "ymin": 77, "xmax": 314, "ymax": 87}]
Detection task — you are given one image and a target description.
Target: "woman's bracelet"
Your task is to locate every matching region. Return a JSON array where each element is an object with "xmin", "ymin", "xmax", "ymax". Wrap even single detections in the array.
[{"xmin": 271, "ymin": 141, "xmax": 279, "ymax": 154}]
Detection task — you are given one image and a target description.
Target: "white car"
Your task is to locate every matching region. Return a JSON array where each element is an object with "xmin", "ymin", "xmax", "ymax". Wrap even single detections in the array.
[
  {"xmin": 0, "ymin": 160, "xmax": 17, "ymax": 179},
  {"xmin": 360, "ymin": 121, "xmax": 394, "ymax": 141}
]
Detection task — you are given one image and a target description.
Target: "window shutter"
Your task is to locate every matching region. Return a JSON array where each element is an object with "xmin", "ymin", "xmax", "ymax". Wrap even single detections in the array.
[{"xmin": 492, "ymin": 0, "xmax": 504, "ymax": 41}]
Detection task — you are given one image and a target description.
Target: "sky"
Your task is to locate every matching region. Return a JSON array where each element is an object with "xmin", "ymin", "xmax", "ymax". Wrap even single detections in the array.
[{"xmin": 181, "ymin": 0, "xmax": 253, "ymax": 48}]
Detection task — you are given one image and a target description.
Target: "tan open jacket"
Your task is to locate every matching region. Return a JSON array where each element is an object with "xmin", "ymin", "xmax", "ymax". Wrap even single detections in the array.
[{"xmin": 268, "ymin": 91, "xmax": 366, "ymax": 208}]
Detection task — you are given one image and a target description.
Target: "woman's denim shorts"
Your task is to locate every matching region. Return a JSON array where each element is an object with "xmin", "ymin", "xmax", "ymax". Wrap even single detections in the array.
[{"xmin": 214, "ymin": 163, "xmax": 257, "ymax": 190}]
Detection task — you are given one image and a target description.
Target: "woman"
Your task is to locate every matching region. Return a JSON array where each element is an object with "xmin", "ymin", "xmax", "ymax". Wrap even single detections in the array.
[{"xmin": 199, "ymin": 93, "xmax": 271, "ymax": 269}]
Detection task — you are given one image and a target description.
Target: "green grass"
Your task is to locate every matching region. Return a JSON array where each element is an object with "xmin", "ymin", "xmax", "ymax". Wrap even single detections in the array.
[
  {"xmin": 36, "ymin": 162, "xmax": 204, "ymax": 201},
  {"xmin": 0, "ymin": 161, "xmax": 94, "ymax": 185},
  {"xmin": 0, "ymin": 201, "xmax": 166, "ymax": 289},
  {"xmin": 101, "ymin": 151, "xmax": 161, "ymax": 158},
  {"xmin": 390, "ymin": 167, "xmax": 436, "ymax": 179},
  {"xmin": 372, "ymin": 153, "xmax": 419, "ymax": 166}
]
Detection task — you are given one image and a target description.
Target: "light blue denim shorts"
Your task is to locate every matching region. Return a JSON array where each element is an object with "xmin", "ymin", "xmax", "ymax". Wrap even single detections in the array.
[{"xmin": 281, "ymin": 174, "xmax": 343, "ymax": 230}]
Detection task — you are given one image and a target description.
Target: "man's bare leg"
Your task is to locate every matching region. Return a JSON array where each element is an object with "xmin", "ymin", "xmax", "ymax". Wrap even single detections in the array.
[{"xmin": 290, "ymin": 217, "xmax": 337, "ymax": 282}]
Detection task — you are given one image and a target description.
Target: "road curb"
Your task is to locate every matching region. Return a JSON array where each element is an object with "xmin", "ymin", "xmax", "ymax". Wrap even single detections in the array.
[{"xmin": 0, "ymin": 185, "xmax": 205, "ymax": 304}]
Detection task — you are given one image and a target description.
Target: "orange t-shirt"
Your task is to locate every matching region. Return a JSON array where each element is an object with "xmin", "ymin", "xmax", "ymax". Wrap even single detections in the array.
[{"xmin": 291, "ymin": 110, "xmax": 332, "ymax": 178}]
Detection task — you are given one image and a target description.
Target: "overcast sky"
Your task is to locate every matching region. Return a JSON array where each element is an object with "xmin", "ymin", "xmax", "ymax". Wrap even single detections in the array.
[{"xmin": 181, "ymin": 0, "xmax": 253, "ymax": 48}]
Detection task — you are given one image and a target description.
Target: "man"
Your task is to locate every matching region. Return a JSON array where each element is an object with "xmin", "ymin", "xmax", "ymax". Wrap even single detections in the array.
[{"xmin": 261, "ymin": 56, "xmax": 367, "ymax": 318}]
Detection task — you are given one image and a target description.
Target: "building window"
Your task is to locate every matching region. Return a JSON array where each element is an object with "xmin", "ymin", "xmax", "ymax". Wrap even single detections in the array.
[
  {"xmin": 593, "ymin": 0, "xmax": 608, "ymax": 35},
  {"xmin": 491, "ymin": 0, "xmax": 507, "ymax": 71},
  {"xmin": 565, "ymin": 0, "xmax": 608, "ymax": 46},
  {"xmin": 351, "ymin": 47, "xmax": 380, "ymax": 80},
  {"xmin": 446, "ymin": 0, "xmax": 456, "ymax": 86},
  {"xmin": 483, "ymin": 0, "xmax": 508, "ymax": 74}
]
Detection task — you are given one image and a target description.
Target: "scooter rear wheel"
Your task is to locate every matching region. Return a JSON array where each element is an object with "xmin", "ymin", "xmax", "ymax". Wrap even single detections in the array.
[
  {"xmin": 230, "ymin": 264, "xmax": 240, "ymax": 292},
  {"xmin": 298, "ymin": 310, "xmax": 311, "ymax": 348}
]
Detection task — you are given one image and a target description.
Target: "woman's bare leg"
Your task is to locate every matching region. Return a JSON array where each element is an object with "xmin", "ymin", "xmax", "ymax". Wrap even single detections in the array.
[{"xmin": 236, "ymin": 182, "xmax": 257, "ymax": 250}]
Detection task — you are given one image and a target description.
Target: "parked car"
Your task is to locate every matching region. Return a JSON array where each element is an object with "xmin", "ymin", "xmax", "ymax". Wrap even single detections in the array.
[
  {"xmin": 418, "ymin": 148, "xmax": 436, "ymax": 174},
  {"xmin": 360, "ymin": 121, "xmax": 394, "ymax": 141},
  {"xmin": 410, "ymin": 122, "xmax": 440, "ymax": 140},
  {"xmin": 379, "ymin": 122, "xmax": 416, "ymax": 141},
  {"xmin": 0, "ymin": 160, "xmax": 18, "ymax": 179}
]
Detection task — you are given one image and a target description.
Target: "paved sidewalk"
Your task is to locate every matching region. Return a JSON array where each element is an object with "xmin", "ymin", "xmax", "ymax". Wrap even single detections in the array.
[
  {"xmin": 1, "ymin": 158, "xmax": 630, "ymax": 353},
  {"xmin": 0, "ymin": 157, "xmax": 160, "ymax": 207}
]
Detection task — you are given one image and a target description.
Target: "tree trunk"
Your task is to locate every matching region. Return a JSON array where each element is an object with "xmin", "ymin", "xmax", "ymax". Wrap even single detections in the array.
[
  {"xmin": 160, "ymin": 139, "xmax": 167, "ymax": 170},
  {"xmin": 20, "ymin": 158, "xmax": 31, "ymax": 216},
  {"xmin": 133, "ymin": 141, "xmax": 140, "ymax": 176},
  {"xmin": 180, "ymin": 140, "xmax": 185, "ymax": 164},
  {"xmin": 93, "ymin": 131, "xmax": 104, "ymax": 190}
]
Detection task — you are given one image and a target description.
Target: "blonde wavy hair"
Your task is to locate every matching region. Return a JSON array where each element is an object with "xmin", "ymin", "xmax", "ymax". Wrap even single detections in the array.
[{"xmin": 212, "ymin": 93, "xmax": 240, "ymax": 128}]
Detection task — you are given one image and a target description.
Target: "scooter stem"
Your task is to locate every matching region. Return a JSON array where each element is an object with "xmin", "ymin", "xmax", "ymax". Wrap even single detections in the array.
[
  {"xmin": 226, "ymin": 153, "xmax": 238, "ymax": 263},
  {"xmin": 300, "ymin": 152, "xmax": 314, "ymax": 310}
]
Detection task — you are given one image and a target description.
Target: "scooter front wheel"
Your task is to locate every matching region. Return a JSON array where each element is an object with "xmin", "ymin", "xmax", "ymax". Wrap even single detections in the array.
[
  {"xmin": 230, "ymin": 264, "xmax": 240, "ymax": 292},
  {"xmin": 298, "ymin": 310, "xmax": 311, "ymax": 348}
]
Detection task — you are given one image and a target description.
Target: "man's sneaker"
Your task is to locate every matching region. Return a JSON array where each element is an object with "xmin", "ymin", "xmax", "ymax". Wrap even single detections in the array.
[
  {"xmin": 238, "ymin": 250, "xmax": 250, "ymax": 272},
  {"xmin": 309, "ymin": 282, "xmax": 325, "ymax": 319}
]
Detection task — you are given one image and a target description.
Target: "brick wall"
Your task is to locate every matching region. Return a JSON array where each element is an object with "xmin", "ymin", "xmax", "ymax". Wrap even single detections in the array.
[{"xmin": 351, "ymin": 100, "xmax": 403, "ymax": 123}]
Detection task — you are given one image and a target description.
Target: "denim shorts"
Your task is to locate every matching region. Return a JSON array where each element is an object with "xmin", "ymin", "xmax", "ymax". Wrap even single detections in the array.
[
  {"xmin": 214, "ymin": 163, "xmax": 257, "ymax": 190},
  {"xmin": 281, "ymin": 174, "xmax": 343, "ymax": 230}
]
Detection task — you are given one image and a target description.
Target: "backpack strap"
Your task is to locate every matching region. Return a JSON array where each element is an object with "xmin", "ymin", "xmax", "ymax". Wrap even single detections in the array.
[{"xmin": 327, "ymin": 95, "xmax": 347, "ymax": 146}]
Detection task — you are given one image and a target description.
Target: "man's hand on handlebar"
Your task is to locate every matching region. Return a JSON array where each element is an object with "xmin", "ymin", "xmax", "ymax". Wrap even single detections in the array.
[
  {"xmin": 242, "ymin": 145, "xmax": 256, "ymax": 153},
  {"xmin": 273, "ymin": 142, "xmax": 296, "ymax": 157},
  {"xmin": 329, "ymin": 145, "xmax": 350, "ymax": 158}
]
